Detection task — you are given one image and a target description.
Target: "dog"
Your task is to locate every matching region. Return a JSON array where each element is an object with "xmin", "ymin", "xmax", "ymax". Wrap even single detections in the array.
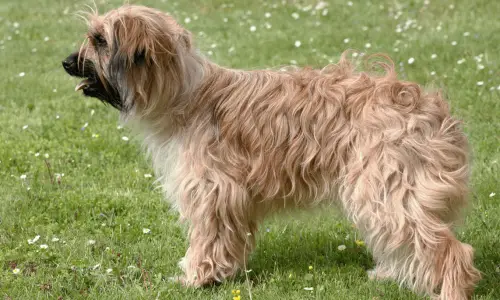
[{"xmin": 62, "ymin": 5, "xmax": 481, "ymax": 299}]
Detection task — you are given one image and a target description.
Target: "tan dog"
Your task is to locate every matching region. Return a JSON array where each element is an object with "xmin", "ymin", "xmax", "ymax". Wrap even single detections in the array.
[{"xmin": 62, "ymin": 5, "xmax": 480, "ymax": 299}]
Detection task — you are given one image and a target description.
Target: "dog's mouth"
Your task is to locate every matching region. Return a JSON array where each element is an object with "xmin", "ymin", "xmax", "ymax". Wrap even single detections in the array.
[
  {"xmin": 75, "ymin": 78, "xmax": 95, "ymax": 91},
  {"xmin": 62, "ymin": 52, "xmax": 123, "ymax": 110}
]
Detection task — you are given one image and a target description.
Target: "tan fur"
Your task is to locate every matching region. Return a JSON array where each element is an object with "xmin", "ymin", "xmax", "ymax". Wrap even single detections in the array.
[{"xmin": 76, "ymin": 5, "xmax": 481, "ymax": 299}]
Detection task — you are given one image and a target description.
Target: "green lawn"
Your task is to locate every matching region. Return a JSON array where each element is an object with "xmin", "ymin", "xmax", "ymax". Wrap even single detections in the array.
[{"xmin": 1, "ymin": 0, "xmax": 499, "ymax": 299}]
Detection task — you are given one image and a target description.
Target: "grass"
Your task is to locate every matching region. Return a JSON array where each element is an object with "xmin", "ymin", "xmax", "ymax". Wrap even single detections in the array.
[{"xmin": 0, "ymin": 0, "xmax": 499, "ymax": 299}]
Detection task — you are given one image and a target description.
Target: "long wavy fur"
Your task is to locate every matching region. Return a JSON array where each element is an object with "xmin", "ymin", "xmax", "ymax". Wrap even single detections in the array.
[{"xmin": 81, "ymin": 5, "xmax": 481, "ymax": 299}]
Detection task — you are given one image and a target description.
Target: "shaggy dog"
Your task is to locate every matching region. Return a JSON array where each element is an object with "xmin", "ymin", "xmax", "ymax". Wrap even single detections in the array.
[{"xmin": 62, "ymin": 5, "xmax": 481, "ymax": 299}]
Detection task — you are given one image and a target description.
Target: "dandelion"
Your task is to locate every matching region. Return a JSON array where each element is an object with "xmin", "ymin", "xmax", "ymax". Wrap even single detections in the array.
[
  {"xmin": 355, "ymin": 240, "xmax": 365, "ymax": 247},
  {"xmin": 12, "ymin": 268, "xmax": 21, "ymax": 275},
  {"xmin": 490, "ymin": 192, "xmax": 496, "ymax": 197},
  {"xmin": 294, "ymin": 40, "xmax": 301, "ymax": 47},
  {"xmin": 308, "ymin": 265, "xmax": 313, "ymax": 270},
  {"xmin": 408, "ymin": 57, "xmax": 415, "ymax": 64},
  {"xmin": 291, "ymin": 12, "xmax": 299, "ymax": 20},
  {"xmin": 88, "ymin": 239, "xmax": 96, "ymax": 245},
  {"xmin": 231, "ymin": 289, "xmax": 241, "ymax": 295},
  {"xmin": 233, "ymin": 296, "xmax": 241, "ymax": 300},
  {"xmin": 431, "ymin": 54, "xmax": 437, "ymax": 59},
  {"xmin": 249, "ymin": 25, "xmax": 256, "ymax": 32},
  {"xmin": 143, "ymin": 228, "xmax": 151, "ymax": 234},
  {"xmin": 19, "ymin": 72, "xmax": 25, "ymax": 77},
  {"xmin": 40, "ymin": 244, "xmax": 48, "ymax": 249},
  {"xmin": 337, "ymin": 244, "xmax": 347, "ymax": 251},
  {"xmin": 121, "ymin": 136, "xmax": 129, "ymax": 141}
]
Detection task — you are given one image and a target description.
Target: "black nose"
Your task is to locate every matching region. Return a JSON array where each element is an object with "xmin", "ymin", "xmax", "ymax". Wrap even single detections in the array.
[
  {"xmin": 62, "ymin": 59, "xmax": 73, "ymax": 71},
  {"xmin": 62, "ymin": 52, "xmax": 80, "ymax": 76}
]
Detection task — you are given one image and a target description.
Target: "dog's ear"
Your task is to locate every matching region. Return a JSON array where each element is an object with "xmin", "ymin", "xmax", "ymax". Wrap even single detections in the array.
[{"xmin": 111, "ymin": 14, "xmax": 179, "ymax": 68}]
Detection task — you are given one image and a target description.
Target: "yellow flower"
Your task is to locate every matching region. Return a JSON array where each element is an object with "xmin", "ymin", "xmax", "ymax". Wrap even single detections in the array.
[
  {"xmin": 231, "ymin": 289, "xmax": 240, "ymax": 296},
  {"xmin": 355, "ymin": 240, "xmax": 365, "ymax": 247},
  {"xmin": 233, "ymin": 296, "xmax": 241, "ymax": 300},
  {"xmin": 308, "ymin": 265, "xmax": 313, "ymax": 270}
]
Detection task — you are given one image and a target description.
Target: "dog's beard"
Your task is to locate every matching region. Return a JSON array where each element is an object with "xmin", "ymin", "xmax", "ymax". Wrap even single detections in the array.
[{"xmin": 62, "ymin": 52, "xmax": 122, "ymax": 110}]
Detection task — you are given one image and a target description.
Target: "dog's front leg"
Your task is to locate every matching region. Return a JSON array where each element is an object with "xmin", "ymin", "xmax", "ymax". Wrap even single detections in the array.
[{"xmin": 178, "ymin": 175, "xmax": 257, "ymax": 286}]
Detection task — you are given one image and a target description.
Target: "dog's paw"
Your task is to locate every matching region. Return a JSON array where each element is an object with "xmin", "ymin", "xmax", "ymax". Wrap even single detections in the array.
[
  {"xmin": 367, "ymin": 267, "xmax": 391, "ymax": 281},
  {"xmin": 177, "ymin": 257, "xmax": 187, "ymax": 271},
  {"xmin": 168, "ymin": 275, "xmax": 187, "ymax": 286}
]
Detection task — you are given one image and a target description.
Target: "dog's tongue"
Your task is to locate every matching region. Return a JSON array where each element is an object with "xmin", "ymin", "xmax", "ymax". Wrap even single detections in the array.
[{"xmin": 75, "ymin": 79, "xmax": 91, "ymax": 91}]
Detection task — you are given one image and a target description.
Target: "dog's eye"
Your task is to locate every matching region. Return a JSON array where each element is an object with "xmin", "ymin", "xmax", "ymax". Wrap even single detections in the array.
[{"xmin": 93, "ymin": 33, "xmax": 107, "ymax": 47}]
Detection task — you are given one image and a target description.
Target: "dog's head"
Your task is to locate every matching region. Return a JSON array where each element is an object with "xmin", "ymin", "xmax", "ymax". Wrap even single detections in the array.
[{"xmin": 62, "ymin": 5, "xmax": 193, "ymax": 113}]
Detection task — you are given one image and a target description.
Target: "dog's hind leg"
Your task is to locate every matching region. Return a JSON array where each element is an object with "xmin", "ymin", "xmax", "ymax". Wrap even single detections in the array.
[
  {"xmin": 342, "ymin": 140, "xmax": 480, "ymax": 299},
  {"xmin": 178, "ymin": 173, "xmax": 256, "ymax": 287}
]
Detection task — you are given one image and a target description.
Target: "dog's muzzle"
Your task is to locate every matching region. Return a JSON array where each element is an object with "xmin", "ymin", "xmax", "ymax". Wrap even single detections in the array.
[{"xmin": 62, "ymin": 52, "xmax": 122, "ymax": 110}]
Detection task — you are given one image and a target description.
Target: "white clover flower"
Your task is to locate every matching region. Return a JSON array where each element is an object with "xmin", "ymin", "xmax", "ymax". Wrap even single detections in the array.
[
  {"xmin": 249, "ymin": 25, "xmax": 256, "ymax": 32},
  {"xmin": 294, "ymin": 40, "xmax": 301, "ymax": 47},
  {"xmin": 408, "ymin": 57, "xmax": 415, "ymax": 64},
  {"xmin": 121, "ymin": 136, "xmax": 129, "ymax": 141},
  {"xmin": 40, "ymin": 244, "xmax": 48, "ymax": 249},
  {"xmin": 28, "ymin": 235, "xmax": 40, "ymax": 244},
  {"xmin": 12, "ymin": 268, "xmax": 21, "ymax": 275},
  {"xmin": 143, "ymin": 228, "xmax": 151, "ymax": 234},
  {"xmin": 337, "ymin": 244, "xmax": 347, "ymax": 251}
]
